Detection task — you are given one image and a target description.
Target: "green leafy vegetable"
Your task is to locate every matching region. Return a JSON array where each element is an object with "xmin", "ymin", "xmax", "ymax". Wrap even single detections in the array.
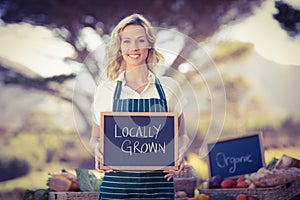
[
  {"xmin": 23, "ymin": 189, "xmax": 51, "ymax": 200},
  {"xmin": 266, "ymin": 157, "xmax": 279, "ymax": 170},
  {"xmin": 75, "ymin": 168, "xmax": 102, "ymax": 192}
]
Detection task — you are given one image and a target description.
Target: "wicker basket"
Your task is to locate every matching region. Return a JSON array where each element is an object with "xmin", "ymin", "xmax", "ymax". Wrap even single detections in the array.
[
  {"xmin": 174, "ymin": 165, "xmax": 198, "ymax": 198},
  {"xmin": 48, "ymin": 192, "xmax": 98, "ymax": 200},
  {"xmin": 199, "ymin": 180, "xmax": 300, "ymax": 200}
]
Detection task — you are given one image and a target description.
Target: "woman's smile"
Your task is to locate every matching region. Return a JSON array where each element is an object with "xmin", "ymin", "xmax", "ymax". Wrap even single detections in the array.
[{"xmin": 127, "ymin": 53, "xmax": 141, "ymax": 59}]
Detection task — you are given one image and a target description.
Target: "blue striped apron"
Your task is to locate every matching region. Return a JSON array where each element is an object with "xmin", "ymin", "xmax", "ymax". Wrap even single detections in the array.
[{"xmin": 98, "ymin": 78, "xmax": 174, "ymax": 200}]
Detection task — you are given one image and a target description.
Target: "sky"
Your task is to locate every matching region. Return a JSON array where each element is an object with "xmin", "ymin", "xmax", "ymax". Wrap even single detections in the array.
[{"xmin": 0, "ymin": 23, "xmax": 78, "ymax": 77}]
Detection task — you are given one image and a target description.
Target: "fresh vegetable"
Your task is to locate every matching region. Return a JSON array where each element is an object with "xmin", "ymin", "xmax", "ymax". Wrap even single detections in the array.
[
  {"xmin": 23, "ymin": 189, "xmax": 51, "ymax": 200},
  {"xmin": 209, "ymin": 175, "xmax": 223, "ymax": 188},
  {"xmin": 236, "ymin": 176, "xmax": 246, "ymax": 183},
  {"xmin": 75, "ymin": 168, "xmax": 102, "ymax": 192},
  {"xmin": 47, "ymin": 169, "xmax": 80, "ymax": 192},
  {"xmin": 175, "ymin": 191, "xmax": 187, "ymax": 198},
  {"xmin": 236, "ymin": 181, "xmax": 248, "ymax": 188},
  {"xmin": 221, "ymin": 179, "xmax": 235, "ymax": 188},
  {"xmin": 47, "ymin": 168, "xmax": 102, "ymax": 192},
  {"xmin": 197, "ymin": 193, "xmax": 210, "ymax": 200},
  {"xmin": 48, "ymin": 174, "xmax": 73, "ymax": 192},
  {"xmin": 236, "ymin": 194, "xmax": 247, "ymax": 200},
  {"xmin": 266, "ymin": 157, "xmax": 279, "ymax": 170}
]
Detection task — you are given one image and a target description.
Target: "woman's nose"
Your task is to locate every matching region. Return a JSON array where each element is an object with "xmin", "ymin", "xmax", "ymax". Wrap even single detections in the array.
[{"xmin": 130, "ymin": 41, "xmax": 139, "ymax": 50}]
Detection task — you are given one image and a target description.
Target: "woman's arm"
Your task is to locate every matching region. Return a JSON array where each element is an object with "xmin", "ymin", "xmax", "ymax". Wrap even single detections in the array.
[
  {"xmin": 90, "ymin": 123, "xmax": 101, "ymax": 171},
  {"xmin": 178, "ymin": 113, "xmax": 189, "ymax": 157},
  {"xmin": 89, "ymin": 123, "xmax": 100, "ymax": 151},
  {"xmin": 90, "ymin": 123, "xmax": 114, "ymax": 173},
  {"xmin": 164, "ymin": 113, "xmax": 189, "ymax": 181}
]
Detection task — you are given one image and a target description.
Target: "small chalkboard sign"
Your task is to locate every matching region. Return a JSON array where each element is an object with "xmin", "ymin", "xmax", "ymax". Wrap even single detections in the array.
[
  {"xmin": 100, "ymin": 112, "xmax": 178, "ymax": 170},
  {"xmin": 207, "ymin": 132, "xmax": 265, "ymax": 178}
]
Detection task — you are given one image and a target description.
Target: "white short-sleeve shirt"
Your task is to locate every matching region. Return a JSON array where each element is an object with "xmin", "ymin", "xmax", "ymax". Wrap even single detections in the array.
[{"xmin": 92, "ymin": 71, "xmax": 187, "ymax": 125}]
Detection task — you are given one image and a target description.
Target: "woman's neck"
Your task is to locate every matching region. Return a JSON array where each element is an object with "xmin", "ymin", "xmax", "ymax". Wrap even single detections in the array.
[
  {"xmin": 124, "ymin": 65, "xmax": 149, "ymax": 93},
  {"xmin": 125, "ymin": 65, "xmax": 149, "ymax": 84}
]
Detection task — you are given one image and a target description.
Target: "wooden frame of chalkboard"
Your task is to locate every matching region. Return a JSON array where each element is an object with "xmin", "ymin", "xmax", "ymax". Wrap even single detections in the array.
[
  {"xmin": 100, "ymin": 112, "xmax": 178, "ymax": 170},
  {"xmin": 207, "ymin": 131, "xmax": 265, "ymax": 178}
]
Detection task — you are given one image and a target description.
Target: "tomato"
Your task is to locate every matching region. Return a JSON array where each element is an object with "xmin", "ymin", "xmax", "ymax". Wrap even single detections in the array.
[
  {"xmin": 221, "ymin": 179, "xmax": 235, "ymax": 188},
  {"xmin": 236, "ymin": 194, "xmax": 247, "ymax": 200},
  {"xmin": 236, "ymin": 175, "xmax": 246, "ymax": 183},
  {"xmin": 236, "ymin": 181, "xmax": 249, "ymax": 188}
]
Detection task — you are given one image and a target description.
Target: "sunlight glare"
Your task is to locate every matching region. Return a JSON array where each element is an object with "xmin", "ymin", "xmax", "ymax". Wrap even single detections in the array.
[
  {"xmin": 215, "ymin": 0, "xmax": 300, "ymax": 66},
  {"xmin": 0, "ymin": 23, "xmax": 78, "ymax": 77}
]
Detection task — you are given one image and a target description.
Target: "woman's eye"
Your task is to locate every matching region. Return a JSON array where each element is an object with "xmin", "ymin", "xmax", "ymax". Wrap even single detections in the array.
[
  {"xmin": 122, "ymin": 40, "xmax": 130, "ymax": 44},
  {"xmin": 139, "ymin": 39, "xmax": 145, "ymax": 43}
]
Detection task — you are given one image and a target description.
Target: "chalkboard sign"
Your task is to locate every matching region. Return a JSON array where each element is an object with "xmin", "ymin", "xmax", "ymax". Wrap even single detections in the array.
[
  {"xmin": 207, "ymin": 132, "xmax": 265, "ymax": 178},
  {"xmin": 100, "ymin": 112, "xmax": 178, "ymax": 170}
]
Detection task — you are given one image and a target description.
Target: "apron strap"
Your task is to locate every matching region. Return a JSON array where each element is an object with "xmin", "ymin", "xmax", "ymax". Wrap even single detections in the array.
[
  {"xmin": 113, "ymin": 81, "xmax": 122, "ymax": 100},
  {"xmin": 155, "ymin": 78, "xmax": 167, "ymax": 100}
]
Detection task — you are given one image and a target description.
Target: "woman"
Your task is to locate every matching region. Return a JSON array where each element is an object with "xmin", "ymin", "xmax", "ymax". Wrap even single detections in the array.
[{"xmin": 90, "ymin": 13, "xmax": 189, "ymax": 199}]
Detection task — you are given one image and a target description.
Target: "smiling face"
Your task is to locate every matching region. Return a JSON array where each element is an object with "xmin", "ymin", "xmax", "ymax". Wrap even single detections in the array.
[{"xmin": 120, "ymin": 25, "xmax": 150, "ymax": 69}]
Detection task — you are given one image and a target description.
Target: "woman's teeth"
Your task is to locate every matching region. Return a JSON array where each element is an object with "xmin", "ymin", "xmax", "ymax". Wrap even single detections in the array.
[{"xmin": 128, "ymin": 54, "xmax": 140, "ymax": 59}]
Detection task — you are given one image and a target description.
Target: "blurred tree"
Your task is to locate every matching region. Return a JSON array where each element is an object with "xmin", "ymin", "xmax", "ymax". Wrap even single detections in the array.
[
  {"xmin": 0, "ymin": 157, "xmax": 30, "ymax": 181},
  {"xmin": 0, "ymin": 0, "xmax": 265, "ymax": 135},
  {"xmin": 211, "ymin": 41, "xmax": 254, "ymax": 64}
]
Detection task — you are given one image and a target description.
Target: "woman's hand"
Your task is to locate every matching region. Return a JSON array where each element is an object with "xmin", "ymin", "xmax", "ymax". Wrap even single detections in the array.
[
  {"xmin": 163, "ymin": 157, "xmax": 185, "ymax": 181},
  {"xmin": 94, "ymin": 143, "xmax": 114, "ymax": 173}
]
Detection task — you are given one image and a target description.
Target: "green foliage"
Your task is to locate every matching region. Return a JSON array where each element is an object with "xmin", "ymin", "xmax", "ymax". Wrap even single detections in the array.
[
  {"xmin": 0, "ymin": 131, "xmax": 82, "ymax": 170},
  {"xmin": 23, "ymin": 189, "xmax": 50, "ymax": 200},
  {"xmin": 75, "ymin": 168, "xmax": 102, "ymax": 192},
  {"xmin": 266, "ymin": 157, "xmax": 279, "ymax": 170},
  {"xmin": 0, "ymin": 133, "xmax": 47, "ymax": 170}
]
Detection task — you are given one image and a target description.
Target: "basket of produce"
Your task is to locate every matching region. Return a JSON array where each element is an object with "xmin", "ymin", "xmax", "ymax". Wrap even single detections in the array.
[
  {"xmin": 48, "ymin": 168, "xmax": 102, "ymax": 200},
  {"xmin": 174, "ymin": 165, "xmax": 198, "ymax": 198},
  {"xmin": 198, "ymin": 155, "xmax": 300, "ymax": 200}
]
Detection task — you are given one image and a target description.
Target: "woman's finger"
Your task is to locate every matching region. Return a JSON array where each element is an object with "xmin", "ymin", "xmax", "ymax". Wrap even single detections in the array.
[
  {"xmin": 164, "ymin": 173, "xmax": 174, "ymax": 182},
  {"xmin": 163, "ymin": 159, "xmax": 185, "ymax": 181}
]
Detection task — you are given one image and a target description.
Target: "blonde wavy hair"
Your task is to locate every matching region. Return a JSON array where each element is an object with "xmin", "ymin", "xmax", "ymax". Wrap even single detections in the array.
[{"xmin": 104, "ymin": 13, "xmax": 164, "ymax": 80}]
